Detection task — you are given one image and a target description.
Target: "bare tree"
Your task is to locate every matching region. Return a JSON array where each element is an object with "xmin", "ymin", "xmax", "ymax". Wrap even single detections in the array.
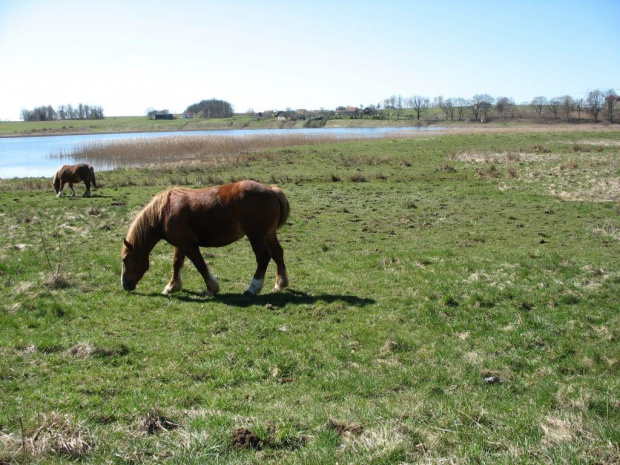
[
  {"xmin": 530, "ymin": 96, "xmax": 548, "ymax": 119},
  {"xmin": 586, "ymin": 90, "xmax": 605, "ymax": 122},
  {"xmin": 547, "ymin": 97, "xmax": 562, "ymax": 120},
  {"xmin": 409, "ymin": 95, "xmax": 429, "ymax": 121},
  {"xmin": 454, "ymin": 98, "xmax": 468, "ymax": 121},
  {"xmin": 574, "ymin": 98, "xmax": 585, "ymax": 121},
  {"xmin": 604, "ymin": 89, "xmax": 618, "ymax": 123},
  {"xmin": 471, "ymin": 94, "xmax": 494, "ymax": 122},
  {"xmin": 559, "ymin": 95, "xmax": 574, "ymax": 122},
  {"xmin": 442, "ymin": 98, "xmax": 455, "ymax": 121},
  {"xmin": 495, "ymin": 97, "xmax": 511, "ymax": 118}
]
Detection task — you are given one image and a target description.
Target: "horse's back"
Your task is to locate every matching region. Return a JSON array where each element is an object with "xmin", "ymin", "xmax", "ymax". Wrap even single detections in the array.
[
  {"xmin": 57, "ymin": 163, "xmax": 92, "ymax": 182},
  {"xmin": 164, "ymin": 181, "xmax": 285, "ymax": 247}
]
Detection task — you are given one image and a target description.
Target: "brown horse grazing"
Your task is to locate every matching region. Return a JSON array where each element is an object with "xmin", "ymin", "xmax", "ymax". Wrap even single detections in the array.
[
  {"xmin": 121, "ymin": 180, "xmax": 290, "ymax": 296},
  {"xmin": 52, "ymin": 164, "xmax": 97, "ymax": 197}
]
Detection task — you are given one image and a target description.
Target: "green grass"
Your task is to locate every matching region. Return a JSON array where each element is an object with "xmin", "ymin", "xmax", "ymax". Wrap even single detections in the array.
[{"xmin": 1, "ymin": 129, "xmax": 619, "ymax": 463}]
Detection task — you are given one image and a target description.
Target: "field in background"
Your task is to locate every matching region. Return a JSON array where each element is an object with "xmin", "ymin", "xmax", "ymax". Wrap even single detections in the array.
[
  {"xmin": 1, "ymin": 108, "xmax": 613, "ymax": 137},
  {"xmin": 1, "ymin": 128, "xmax": 619, "ymax": 463}
]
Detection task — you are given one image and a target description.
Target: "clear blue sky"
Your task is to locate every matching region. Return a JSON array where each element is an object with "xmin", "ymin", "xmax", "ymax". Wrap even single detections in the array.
[{"xmin": 0, "ymin": 0, "xmax": 618, "ymax": 121}]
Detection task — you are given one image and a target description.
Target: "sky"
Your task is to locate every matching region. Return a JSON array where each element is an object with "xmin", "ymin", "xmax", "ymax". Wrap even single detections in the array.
[{"xmin": 0, "ymin": 0, "xmax": 618, "ymax": 121}]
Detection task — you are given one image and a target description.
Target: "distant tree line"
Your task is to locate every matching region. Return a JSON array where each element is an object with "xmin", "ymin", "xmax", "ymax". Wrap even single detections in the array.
[
  {"xmin": 357, "ymin": 89, "xmax": 618, "ymax": 124},
  {"xmin": 185, "ymin": 99, "xmax": 233, "ymax": 118},
  {"xmin": 21, "ymin": 104, "xmax": 104, "ymax": 122}
]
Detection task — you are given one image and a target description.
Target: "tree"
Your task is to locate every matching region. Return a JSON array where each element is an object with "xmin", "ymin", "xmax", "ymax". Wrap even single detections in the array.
[
  {"xmin": 454, "ymin": 98, "xmax": 468, "ymax": 121},
  {"xmin": 408, "ymin": 95, "xmax": 429, "ymax": 120},
  {"xmin": 471, "ymin": 94, "xmax": 494, "ymax": 122},
  {"xmin": 586, "ymin": 90, "xmax": 605, "ymax": 122},
  {"xmin": 186, "ymin": 99, "xmax": 233, "ymax": 118},
  {"xmin": 20, "ymin": 103, "xmax": 102, "ymax": 121},
  {"xmin": 442, "ymin": 98, "xmax": 455, "ymax": 121},
  {"xmin": 495, "ymin": 97, "xmax": 511, "ymax": 118},
  {"xmin": 559, "ymin": 95, "xmax": 574, "ymax": 122},
  {"xmin": 530, "ymin": 96, "xmax": 548, "ymax": 118},
  {"xmin": 547, "ymin": 97, "xmax": 562, "ymax": 120},
  {"xmin": 604, "ymin": 89, "xmax": 618, "ymax": 123},
  {"xmin": 574, "ymin": 98, "xmax": 585, "ymax": 121}
]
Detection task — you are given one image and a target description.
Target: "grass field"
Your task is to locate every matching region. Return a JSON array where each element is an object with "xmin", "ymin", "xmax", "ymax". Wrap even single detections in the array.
[{"xmin": 1, "ymin": 128, "xmax": 619, "ymax": 463}]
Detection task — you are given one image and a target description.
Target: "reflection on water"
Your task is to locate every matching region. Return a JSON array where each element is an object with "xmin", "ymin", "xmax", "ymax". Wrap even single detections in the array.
[{"xmin": 0, "ymin": 127, "xmax": 446, "ymax": 179}]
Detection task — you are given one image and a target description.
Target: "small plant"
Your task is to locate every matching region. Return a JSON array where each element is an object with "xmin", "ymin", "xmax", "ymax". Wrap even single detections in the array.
[
  {"xmin": 506, "ymin": 166, "xmax": 519, "ymax": 178},
  {"xmin": 349, "ymin": 174, "xmax": 367, "ymax": 182}
]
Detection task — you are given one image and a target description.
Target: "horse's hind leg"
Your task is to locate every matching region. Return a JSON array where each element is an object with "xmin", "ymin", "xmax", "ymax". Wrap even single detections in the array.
[
  {"xmin": 185, "ymin": 246, "xmax": 220, "ymax": 296},
  {"xmin": 83, "ymin": 180, "xmax": 91, "ymax": 197},
  {"xmin": 245, "ymin": 237, "xmax": 272, "ymax": 296},
  {"xmin": 267, "ymin": 234, "xmax": 288, "ymax": 291},
  {"xmin": 163, "ymin": 246, "xmax": 185, "ymax": 295}
]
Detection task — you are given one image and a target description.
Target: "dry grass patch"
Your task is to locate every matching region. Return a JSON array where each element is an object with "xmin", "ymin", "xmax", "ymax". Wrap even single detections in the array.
[
  {"xmin": 66, "ymin": 342, "xmax": 95, "ymax": 358},
  {"xmin": 0, "ymin": 413, "xmax": 95, "ymax": 462},
  {"xmin": 577, "ymin": 138, "xmax": 620, "ymax": 147},
  {"xmin": 593, "ymin": 218, "xmax": 620, "ymax": 240}
]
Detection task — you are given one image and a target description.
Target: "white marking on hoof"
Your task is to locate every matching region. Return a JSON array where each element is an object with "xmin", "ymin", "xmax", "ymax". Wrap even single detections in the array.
[
  {"xmin": 162, "ymin": 282, "xmax": 180, "ymax": 295},
  {"xmin": 246, "ymin": 278, "xmax": 264, "ymax": 296}
]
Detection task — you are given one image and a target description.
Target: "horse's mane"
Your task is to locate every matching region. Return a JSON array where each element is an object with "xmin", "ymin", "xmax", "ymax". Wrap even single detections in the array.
[{"xmin": 125, "ymin": 189, "xmax": 173, "ymax": 248}]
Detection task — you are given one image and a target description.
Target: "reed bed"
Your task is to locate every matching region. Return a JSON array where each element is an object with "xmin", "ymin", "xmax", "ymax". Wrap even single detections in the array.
[
  {"xmin": 51, "ymin": 124, "xmax": 618, "ymax": 168},
  {"xmin": 53, "ymin": 132, "xmax": 372, "ymax": 166}
]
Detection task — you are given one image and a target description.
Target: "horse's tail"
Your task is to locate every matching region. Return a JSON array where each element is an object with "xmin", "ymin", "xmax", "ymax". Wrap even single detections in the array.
[
  {"xmin": 89, "ymin": 166, "xmax": 97, "ymax": 188},
  {"xmin": 270, "ymin": 185, "xmax": 290, "ymax": 230}
]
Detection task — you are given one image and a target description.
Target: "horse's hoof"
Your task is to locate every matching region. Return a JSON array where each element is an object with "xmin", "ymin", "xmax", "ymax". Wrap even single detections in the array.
[
  {"xmin": 243, "ymin": 290, "xmax": 257, "ymax": 298},
  {"xmin": 162, "ymin": 283, "xmax": 180, "ymax": 295}
]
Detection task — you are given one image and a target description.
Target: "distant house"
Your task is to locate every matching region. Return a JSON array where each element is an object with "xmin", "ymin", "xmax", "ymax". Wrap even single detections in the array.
[
  {"xmin": 336, "ymin": 106, "xmax": 360, "ymax": 117},
  {"xmin": 182, "ymin": 111, "xmax": 195, "ymax": 119},
  {"xmin": 154, "ymin": 113, "xmax": 174, "ymax": 120}
]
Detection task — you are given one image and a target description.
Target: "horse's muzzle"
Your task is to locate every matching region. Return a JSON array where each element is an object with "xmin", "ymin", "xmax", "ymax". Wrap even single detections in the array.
[{"xmin": 122, "ymin": 277, "xmax": 136, "ymax": 291}]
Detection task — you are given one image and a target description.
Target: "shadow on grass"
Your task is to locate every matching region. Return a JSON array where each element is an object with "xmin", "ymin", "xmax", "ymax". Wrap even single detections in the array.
[{"xmin": 157, "ymin": 289, "xmax": 376, "ymax": 308}]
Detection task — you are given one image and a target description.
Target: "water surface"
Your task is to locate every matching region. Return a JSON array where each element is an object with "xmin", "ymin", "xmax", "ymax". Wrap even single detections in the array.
[{"xmin": 0, "ymin": 127, "xmax": 445, "ymax": 179}]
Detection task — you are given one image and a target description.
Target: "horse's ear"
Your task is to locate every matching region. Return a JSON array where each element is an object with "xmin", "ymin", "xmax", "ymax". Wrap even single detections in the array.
[{"xmin": 123, "ymin": 238, "xmax": 133, "ymax": 251}]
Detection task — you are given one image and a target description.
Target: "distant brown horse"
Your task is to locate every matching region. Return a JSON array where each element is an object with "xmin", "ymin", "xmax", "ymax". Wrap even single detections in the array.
[
  {"xmin": 52, "ymin": 164, "xmax": 97, "ymax": 197},
  {"xmin": 121, "ymin": 180, "xmax": 290, "ymax": 296}
]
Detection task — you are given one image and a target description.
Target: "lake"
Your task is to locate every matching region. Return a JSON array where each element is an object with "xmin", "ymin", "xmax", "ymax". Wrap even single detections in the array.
[{"xmin": 0, "ymin": 127, "xmax": 445, "ymax": 179}]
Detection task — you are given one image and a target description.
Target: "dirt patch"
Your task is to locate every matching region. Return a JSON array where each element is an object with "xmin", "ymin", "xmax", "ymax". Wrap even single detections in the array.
[
  {"xmin": 139, "ymin": 411, "xmax": 179, "ymax": 435},
  {"xmin": 232, "ymin": 428, "xmax": 262, "ymax": 449},
  {"xmin": 327, "ymin": 419, "xmax": 364, "ymax": 436}
]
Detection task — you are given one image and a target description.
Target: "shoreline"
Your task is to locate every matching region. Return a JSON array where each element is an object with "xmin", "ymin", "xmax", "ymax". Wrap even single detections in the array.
[{"xmin": 2, "ymin": 117, "xmax": 616, "ymax": 139}]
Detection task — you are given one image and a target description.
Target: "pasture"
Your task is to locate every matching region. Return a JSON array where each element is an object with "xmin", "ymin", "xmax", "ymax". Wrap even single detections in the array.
[{"xmin": 1, "ymin": 128, "xmax": 619, "ymax": 463}]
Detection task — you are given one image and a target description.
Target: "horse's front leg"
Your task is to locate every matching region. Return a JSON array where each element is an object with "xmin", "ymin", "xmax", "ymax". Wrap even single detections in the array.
[
  {"xmin": 69, "ymin": 183, "xmax": 76, "ymax": 197},
  {"xmin": 185, "ymin": 246, "xmax": 220, "ymax": 296},
  {"xmin": 57, "ymin": 181, "xmax": 65, "ymax": 197},
  {"xmin": 163, "ymin": 246, "xmax": 185, "ymax": 295}
]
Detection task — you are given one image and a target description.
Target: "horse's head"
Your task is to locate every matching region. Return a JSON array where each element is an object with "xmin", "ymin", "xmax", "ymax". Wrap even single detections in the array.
[
  {"xmin": 121, "ymin": 238, "xmax": 149, "ymax": 291},
  {"xmin": 52, "ymin": 173, "xmax": 60, "ymax": 195}
]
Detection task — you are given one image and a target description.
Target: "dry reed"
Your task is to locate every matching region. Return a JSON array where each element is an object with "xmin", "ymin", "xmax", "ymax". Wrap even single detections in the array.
[
  {"xmin": 50, "ymin": 124, "xmax": 618, "ymax": 168},
  {"xmin": 54, "ymin": 133, "xmax": 370, "ymax": 166}
]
